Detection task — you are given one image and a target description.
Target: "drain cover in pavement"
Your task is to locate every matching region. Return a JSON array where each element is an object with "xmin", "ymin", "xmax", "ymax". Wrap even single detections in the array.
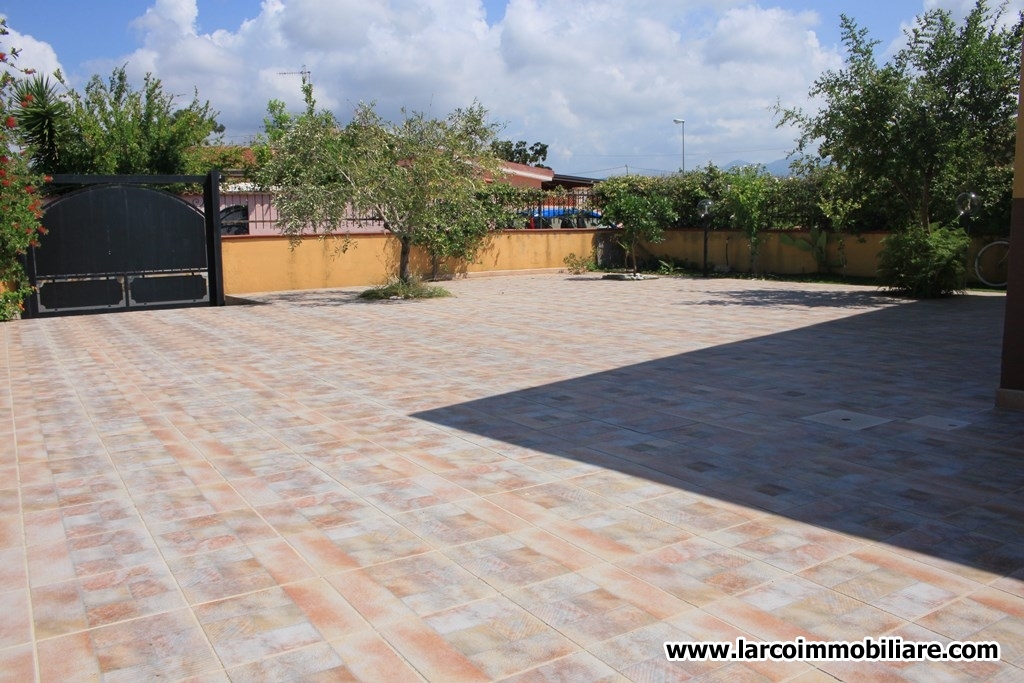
[
  {"xmin": 802, "ymin": 409, "xmax": 892, "ymax": 430},
  {"xmin": 907, "ymin": 415, "xmax": 970, "ymax": 430}
]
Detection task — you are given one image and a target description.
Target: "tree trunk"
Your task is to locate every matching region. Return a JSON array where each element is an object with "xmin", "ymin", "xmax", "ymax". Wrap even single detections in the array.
[{"xmin": 398, "ymin": 236, "xmax": 412, "ymax": 283}]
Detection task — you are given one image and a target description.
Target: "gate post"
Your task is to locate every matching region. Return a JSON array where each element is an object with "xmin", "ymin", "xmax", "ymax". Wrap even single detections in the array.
[{"xmin": 204, "ymin": 170, "xmax": 226, "ymax": 306}]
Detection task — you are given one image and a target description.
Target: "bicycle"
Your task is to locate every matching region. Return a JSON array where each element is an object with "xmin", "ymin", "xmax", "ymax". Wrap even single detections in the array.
[
  {"xmin": 975, "ymin": 239, "xmax": 1009, "ymax": 288},
  {"xmin": 956, "ymin": 192, "xmax": 1009, "ymax": 289}
]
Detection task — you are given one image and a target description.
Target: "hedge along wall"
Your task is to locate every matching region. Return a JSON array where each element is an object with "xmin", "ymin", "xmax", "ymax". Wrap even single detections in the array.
[{"xmin": 220, "ymin": 227, "xmax": 995, "ymax": 295}]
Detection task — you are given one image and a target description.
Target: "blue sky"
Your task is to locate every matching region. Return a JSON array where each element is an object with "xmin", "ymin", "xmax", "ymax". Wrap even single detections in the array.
[{"xmin": 0, "ymin": 0, "xmax": 1015, "ymax": 176}]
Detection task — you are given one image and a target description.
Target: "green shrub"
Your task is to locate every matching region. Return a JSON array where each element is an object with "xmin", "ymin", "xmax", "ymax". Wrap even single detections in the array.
[
  {"xmin": 358, "ymin": 277, "xmax": 452, "ymax": 300},
  {"xmin": 563, "ymin": 252, "xmax": 595, "ymax": 274},
  {"xmin": 877, "ymin": 226, "xmax": 968, "ymax": 297}
]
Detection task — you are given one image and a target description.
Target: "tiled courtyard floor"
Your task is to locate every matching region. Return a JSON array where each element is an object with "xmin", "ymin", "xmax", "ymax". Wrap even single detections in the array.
[{"xmin": 2, "ymin": 273, "xmax": 1022, "ymax": 682}]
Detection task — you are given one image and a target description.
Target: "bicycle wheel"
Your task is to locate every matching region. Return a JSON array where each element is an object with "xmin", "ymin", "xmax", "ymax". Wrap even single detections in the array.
[{"xmin": 975, "ymin": 240, "xmax": 1010, "ymax": 288}]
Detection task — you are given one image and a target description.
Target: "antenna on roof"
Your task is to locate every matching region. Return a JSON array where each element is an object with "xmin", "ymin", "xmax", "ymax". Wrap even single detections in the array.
[{"xmin": 278, "ymin": 65, "xmax": 311, "ymax": 83}]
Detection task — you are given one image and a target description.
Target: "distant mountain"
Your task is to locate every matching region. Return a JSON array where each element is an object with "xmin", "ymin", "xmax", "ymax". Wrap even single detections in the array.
[{"xmin": 723, "ymin": 158, "xmax": 794, "ymax": 177}]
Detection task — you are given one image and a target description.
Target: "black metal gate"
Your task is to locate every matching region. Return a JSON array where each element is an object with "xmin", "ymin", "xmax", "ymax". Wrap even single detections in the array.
[{"xmin": 25, "ymin": 173, "xmax": 224, "ymax": 317}]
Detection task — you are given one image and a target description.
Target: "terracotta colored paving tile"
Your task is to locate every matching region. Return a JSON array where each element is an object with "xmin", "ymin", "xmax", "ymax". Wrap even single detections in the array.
[
  {"xmin": 25, "ymin": 537, "xmax": 76, "ymax": 587},
  {"xmin": 917, "ymin": 594, "xmax": 1018, "ymax": 640},
  {"xmin": 0, "ymin": 589, "xmax": 31, "ymax": 649},
  {"xmin": 379, "ymin": 617, "xmax": 492, "ymax": 683},
  {"xmin": 117, "ymin": 461, "xmax": 223, "ymax": 495},
  {"xmin": 0, "ymin": 513, "xmax": 23, "ymax": 550},
  {"xmin": 970, "ymin": 618, "xmax": 1024, "ymax": 668},
  {"xmin": 31, "ymin": 561, "xmax": 185, "ymax": 638},
  {"xmin": 324, "ymin": 568, "xmax": 418, "ymax": 626},
  {"xmin": 20, "ymin": 509, "xmax": 69, "ymax": 551},
  {"xmin": 39, "ymin": 609, "xmax": 220, "ymax": 683},
  {"xmin": 509, "ymin": 569, "xmax": 683, "ymax": 648},
  {"xmin": 256, "ymin": 489, "xmax": 378, "ymax": 535},
  {"xmin": 0, "ymin": 546, "xmax": 27, "ymax": 591},
  {"xmin": 396, "ymin": 499, "xmax": 530, "ymax": 550},
  {"xmin": 797, "ymin": 553, "xmax": 889, "ymax": 589},
  {"xmin": 222, "ymin": 641, "xmax": 360, "ymax": 682},
  {"xmin": 231, "ymin": 466, "xmax": 348, "ymax": 506},
  {"xmin": 66, "ymin": 526, "xmax": 163, "ymax": 579},
  {"xmin": 354, "ymin": 472, "xmax": 475, "ymax": 515},
  {"xmin": 315, "ymin": 453, "xmax": 429, "ymax": 487},
  {"xmin": 631, "ymin": 494, "xmax": 764, "ymax": 534},
  {"xmin": 498, "ymin": 651, "xmax": 628, "ymax": 682},
  {"xmin": 703, "ymin": 596, "xmax": 819, "ymax": 644},
  {"xmin": 437, "ymin": 460, "xmax": 555, "ymax": 496},
  {"xmin": 589, "ymin": 620, "xmax": 718, "ymax": 681},
  {"xmin": 21, "ymin": 475, "xmax": 126, "ymax": 514},
  {"xmin": 420, "ymin": 595, "xmax": 579, "ymax": 681},
  {"xmin": 134, "ymin": 483, "xmax": 249, "ymax": 525},
  {"xmin": 443, "ymin": 529, "xmax": 601, "ymax": 593},
  {"xmin": 290, "ymin": 516, "xmax": 432, "ymax": 571},
  {"xmin": 617, "ymin": 537, "xmax": 786, "ymax": 607},
  {"xmin": 148, "ymin": 508, "xmax": 277, "ymax": 560},
  {"xmin": 194, "ymin": 581, "xmax": 360, "ymax": 669},
  {"xmin": 0, "ymin": 643, "xmax": 37, "ymax": 683},
  {"xmin": 573, "ymin": 507, "xmax": 694, "ymax": 557},
  {"xmin": 77, "ymin": 503, "xmax": 151, "ymax": 541},
  {"xmin": 361, "ymin": 551, "xmax": 498, "ymax": 617},
  {"xmin": 36, "ymin": 631, "xmax": 102, "ymax": 683},
  {"xmin": 486, "ymin": 482, "xmax": 615, "ymax": 525},
  {"xmin": 169, "ymin": 538, "xmax": 316, "ymax": 604}
]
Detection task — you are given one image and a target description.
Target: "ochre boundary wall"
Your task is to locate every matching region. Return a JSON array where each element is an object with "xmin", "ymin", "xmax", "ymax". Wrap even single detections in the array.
[{"xmin": 222, "ymin": 228, "xmax": 1005, "ymax": 295}]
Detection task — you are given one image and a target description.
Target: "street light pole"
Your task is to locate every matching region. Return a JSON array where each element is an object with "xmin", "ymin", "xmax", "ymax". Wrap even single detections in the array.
[{"xmin": 673, "ymin": 118, "xmax": 685, "ymax": 173}]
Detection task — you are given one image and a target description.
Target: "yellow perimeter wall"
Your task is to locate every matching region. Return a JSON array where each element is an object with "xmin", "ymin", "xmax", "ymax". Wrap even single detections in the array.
[{"xmin": 221, "ymin": 228, "xmax": 992, "ymax": 294}]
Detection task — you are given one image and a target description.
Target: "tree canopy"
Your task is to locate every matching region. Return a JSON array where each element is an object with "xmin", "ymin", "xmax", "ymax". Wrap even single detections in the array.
[
  {"xmin": 14, "ymin": 66, "xmax": 220, "ymax": 175},
  {"xmin": 491, "ymin": 139, "xmax": 549, "ymax": 168},
  {"xmin": 595, "ymin": 175, "xmax": 677, "ymax": 274},
  {"xmin": 776, "ymin": 0, "xmax": 1023, "ymax": 231},
  {"xmin": 253, "ymin": 83, "xmax": 518, "ymax": 282}
]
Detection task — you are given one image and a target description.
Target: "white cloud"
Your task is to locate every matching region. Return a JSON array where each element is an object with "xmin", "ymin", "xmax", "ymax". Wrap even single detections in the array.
[
  {"xmin": 9, "ymin": 0, "xmax": 858, "ymax": 174},
  {"xmin": 0, "ymin": 20, "xmax": 64, "ymax": 80}
]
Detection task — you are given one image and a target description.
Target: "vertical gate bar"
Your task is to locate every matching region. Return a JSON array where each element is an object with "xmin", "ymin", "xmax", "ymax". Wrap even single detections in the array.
[{"xmin": 204, "ymin": 170, "xmax": 226, "ymax": 306}]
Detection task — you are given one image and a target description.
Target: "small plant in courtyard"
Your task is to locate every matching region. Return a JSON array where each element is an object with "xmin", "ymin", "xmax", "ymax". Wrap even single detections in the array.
[
  {"xmin": 358, "ymin": 277, "xmax": 454, "ymax": 300},
  {"xmin": 563, "ymin": 252, "xmax": 595, "ymax": 274}
]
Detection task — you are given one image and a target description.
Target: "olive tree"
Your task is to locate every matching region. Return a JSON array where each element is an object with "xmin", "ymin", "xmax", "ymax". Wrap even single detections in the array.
[{"xmin": 254, "ymin": 83, "xmax": 510, "ymax": 283}]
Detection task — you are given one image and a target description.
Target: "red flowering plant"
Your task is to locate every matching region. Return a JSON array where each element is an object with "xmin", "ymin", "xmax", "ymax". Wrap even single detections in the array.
[{"xmin": 0, "ymin": 20, "xmax": 49, "ymax": 320}]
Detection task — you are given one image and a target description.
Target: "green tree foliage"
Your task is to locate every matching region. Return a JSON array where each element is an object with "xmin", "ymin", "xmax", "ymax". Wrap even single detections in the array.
[
  {"xmin": 252, "ymin": 82, "xmax": 353, "ymax": 244},
  {"xmin": 659, "ymin": 164, "xmax": 732, "ymax": 229},
  {"xmin": 14, "ymin": 66, "xmax": 220, "ymax": 175},
  {"xmin": 253, "ymin": 82, "xmax": 511, "ymax": 283},
  {"xmin": 877, "ymin": 225, "xmax": 969, "ymax": 297},
  {"xmin": 491, "ymin": 139, "xmax": 549, "ymax": 167},
  {"xmin": 776, "ymin": 0, "xmax": 1022, "ymax": 232},
  {"xmin": 722, "ymin": 165, "xmax": 778, "ymax": 273},
  {"xmin": 12, "ymin": 76, "xmax": 66, "ymax": 171},
  {"xmin": 0, "ymin": 20, "xmax": 49, "ymax": 320},
  {"xmin": 343, "ymin": 101, "xmax": 507, "ymax": 282},
  {"xmin": 417, "ymin": 181, "xmax": 528, "ymax": 280},
  {"xmin": 594, "ymin": 175, "xmax": 677, "ymax": 274}
]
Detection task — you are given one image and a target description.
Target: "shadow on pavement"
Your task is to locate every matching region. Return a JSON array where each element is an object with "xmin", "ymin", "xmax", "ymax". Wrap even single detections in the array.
[{"xmin": 414, "ymin": 294, "xmax": 1024, "ymax": 578}]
